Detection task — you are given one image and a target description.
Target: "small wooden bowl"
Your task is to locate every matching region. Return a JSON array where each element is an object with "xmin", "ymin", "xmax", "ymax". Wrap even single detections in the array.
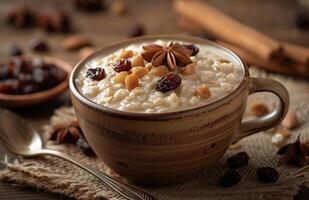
[{"xmin": 0, "ymin": 55, "xmax": 72, "ymax": 108}]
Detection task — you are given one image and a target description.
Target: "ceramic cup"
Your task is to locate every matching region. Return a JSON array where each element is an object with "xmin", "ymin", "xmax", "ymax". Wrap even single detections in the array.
[{"xmin": 69, "ymin": 35, "xmax": 289, "ymax": 186}]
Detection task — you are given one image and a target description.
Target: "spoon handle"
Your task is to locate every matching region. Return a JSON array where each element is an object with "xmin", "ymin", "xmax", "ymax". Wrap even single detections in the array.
[{"xmin": 39, "ymin": 149, "xmax": 155, "ymax": 200}]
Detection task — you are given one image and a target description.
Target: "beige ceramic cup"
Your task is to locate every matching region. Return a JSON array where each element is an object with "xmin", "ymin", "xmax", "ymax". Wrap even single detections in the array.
[{"xmin": 70, "ymin": 35, "xmax": 289, "ymax": 186}]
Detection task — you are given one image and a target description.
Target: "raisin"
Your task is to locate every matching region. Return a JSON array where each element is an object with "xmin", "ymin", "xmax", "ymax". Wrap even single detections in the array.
[
  {"xmin": 227, "ymin": 152, "xmax": 250, "ymax": 169},
  {"xmin": 9, "ymin": 44, "xmax": 23, "ymax": 56},
  {"xmin": 6, "ymin": 5, "xmax": 36, "ymax": 28},
  {"xmin": 37, "ymin": 10, "xmax": 72, "ymax": 33},
  {"xmin": 219, "ymin": 170, "xmax": 241, "ymax": 187},
  {"xmin": 256, "ymin": 167, "xmax": 279, "ymax": 183},
  {"xmin": 76, "ymin": 138, "xmax": 96, "ymax": 156},
  {"xmin": 184, "ymin": 44, "xmax": 199, "ymax": 56},
  {"xmin": 86, "ymin": 67, "xmax": 105, "ymax": 81},
  {"xmin": 155, "ymin": 73, "xmax": 182, "ymax": 93},
  {"xmin": 113, "ymin": 59, "xmax": 132, "ymax": 72},
  {"xmin": 128, "ymin": 24, "xmax": 145, "ymax": 38},
  {"xmin": 29, "ymin": 38, "xmax": 49, "ymax": 52}
]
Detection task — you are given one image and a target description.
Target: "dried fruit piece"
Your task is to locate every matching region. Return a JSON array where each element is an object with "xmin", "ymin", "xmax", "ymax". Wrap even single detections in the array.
[
  {"xmin": 132, "ymin": 66, "xmax": 149, "ymax": 78},
  {"xmin": 62, "ymin": 35, "xmax": 92, "ymax": 51},
  {"xmin": 74, "ymin": 0, "xmax": 104, "ymax": 12},
  {"xmin": 29, "ymin": 38, "xmax": 49, "ymax": 52},
  {"xmin": 79, "ymin": 47, "xmax": 95, "ymax": 60},
  {"xmin": 128, "ymin": 24, "xmax": 145, "ymax": 38},
  {"xmin": 150, "ymin": 65, "xmax": 169, "ymax": 77},
  {"xmin": 196, "ymin": 84, "xmax": 211, "ymax": 99},
  {"xmin": 125, "ymin": 74, "xmax": 139, "ymax": 90},
  {"xmin": 37, "ymin": 10, "xmax": 72, "ymax": 33},
  {"xmin": 183, "ymin": 44, "xmax": 199, "ymax": 56},
  {"xmin": 131, "ymin": 54, "xmax": 144, "ymax": 67},
  {"xmin": 118, "ymin": 50, "xmax": 134, "ymax": 60},
  {"xmin": 281, "ymin": 110, "xmax": 299, "ymax": 129},
  {"xmin": 155, "ymin": 73, "xmax": 182, "ymax": 93},
  {"xmin": 181, "ymin": 63, "xmax": 196, "ymax": 75},
  {"xmin": 9, "ymin": 44, "xmax": 23, "ymax": 56},
  {"xmin": 50, "ymin": 120, "xmax": 82, "ymax": 144},
  {"xmin": 6, "ymin": 5, "xmax": 36, "ymax": 28},
  {"xmin": 86, "ymin": 68, "xmax": 105, "ymax": 81},
  {"xmin": 278, "ymin": 136, "xmax": 309, "ymax": 167},
  {"xmin": 113, "ymin": 59, "xmax": 132, "ymax": 72},
  {"xmin": 219, "ymin": 170, "xmax": 241, "ymax": 187},
  {"xmin": 111, "ymin": 0, "xmax": 126, "ymax": 16},
  {"xmin": 227, "ymin": 152, "xmax": 250, "ymax": 169},
  {"xmin": 256, "ymin": 167, "xmax": 279, "ymax": 183},
  {"xmin": 111, "ymin": 71, "xmax": 128, "ymax": 84},
  {"xmin": 250, "ymin": 102, "xmax": 269, "ymax": 117},
  {"xmin": 76, "ymin": 138, "xmax": 96, "ymax": 156}
]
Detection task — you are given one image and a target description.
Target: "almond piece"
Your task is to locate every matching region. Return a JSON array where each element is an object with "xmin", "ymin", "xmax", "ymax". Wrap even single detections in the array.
[
  {"xmin": 125, "ymin": 74, "xmax": 139, "ymax": 90},
  {"xmin": 281, "ymin": 110, "xmax": 299, "ymax": 129},
  {"xmin": 150, "ymin": 65, "xmax": 169, "ymax": 77},
  {"xmin": 131, "ymin": 54, "xmax": 145, "ymax": 67},
  {"xmin": 79, "ymin": 47, "xmax": 95, "ymax": 60},
  {"xmin": 111, "ymin": 72, "xmax": 129, "ymax": 85},
  {"xmin": 196, "ymin": 84, "xmax": 211, "ymax": 99},
  {"xmin": 181, "ymin": 63, "xmax": 196, "ymax": 75},
  {"xmin": 62, "ymin": 35, "xmax": 92, "ymax": 51},
  {"xmin": 250, "ymin": 102, "xmax": 269, "ymax": 117},
  {"xmin": 118, "ymin": 50, "xmax": 134, "ymax": 60},
  {"xmin": 132, "ymin": 66, "xmax": 149, "ymax": 78}
]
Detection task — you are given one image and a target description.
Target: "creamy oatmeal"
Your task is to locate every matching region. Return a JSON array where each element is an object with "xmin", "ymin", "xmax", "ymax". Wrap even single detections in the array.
[{"xmin": 75, "ymin": 40, "xmax": 243, "ymax": 113}]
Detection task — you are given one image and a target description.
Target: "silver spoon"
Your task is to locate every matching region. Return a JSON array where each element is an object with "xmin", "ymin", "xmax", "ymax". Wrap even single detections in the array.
[{"xmin": 0, "ymin": 108, "xmax": 155, "ymax": 200}]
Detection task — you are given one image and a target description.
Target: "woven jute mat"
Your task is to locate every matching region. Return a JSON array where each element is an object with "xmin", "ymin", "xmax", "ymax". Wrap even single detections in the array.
[{"xmin": 0, "ymin": 67, "xmax": 309, "ymax": 200}]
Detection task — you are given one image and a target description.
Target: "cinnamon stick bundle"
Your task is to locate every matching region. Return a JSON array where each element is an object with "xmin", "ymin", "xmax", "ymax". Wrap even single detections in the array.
[{"xmin": 174, "ymin": 0, "xmax": 282, "ymax": 62}]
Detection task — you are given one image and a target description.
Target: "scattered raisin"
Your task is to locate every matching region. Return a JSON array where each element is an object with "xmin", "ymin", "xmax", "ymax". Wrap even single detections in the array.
[
  {"xmin": 184, "ymin": 44, "xmax": 199, "ymax": 56},
  {"xmin": 155, "ymin": 73, "xmax": 182, "ymax": 93},
  {"xmin": 37, "ymin": 10, "xmax": 72, "ymax": 33},
  {"xmin": 76, "ymin": 138, "xmax": 96, "ymax": 156},
  {"xmin": 295, "ymin": 10, "xmax": 309, "ymax": 30},
  {"xmin": 6, "ymin": 5, "xmax": 36, "ymax": 28},
  {"xmin": 74, "ymin": 0, "xmax": 104, "ymax": 12},
  {"xmin": 29, "ymin": 38, "xmax": 49, "ymax": 52},
  {"xmin": 227, "ymin": 152, "xmax": 250, "ymax": 169},
  {"xmin": 113, "ymin": 59, "xmax": 132, "ymax": 72},
  {"xmin": 86, "ymin": 67, "xmax": 105, "ymax": 81},
  {"xmin": 256, "ymin": 167, "xmax": 279, "ymax": 183},
  {"xmin": 219, "ymin": 170, "xmax": 241, "ymax": 187},
  {"xmin": 127, "ymin": 24, "xmax": 145, "ymax": 38},
  {"xmin": 9, "ymin": 44, "xmax": 23, "ymax": 56}
]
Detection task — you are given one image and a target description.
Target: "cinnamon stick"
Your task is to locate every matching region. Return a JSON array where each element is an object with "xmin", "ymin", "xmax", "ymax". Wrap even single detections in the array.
[
  {"xmin": 173, "ymin": 0, "xmax": 282, "ymax": 61},
  {"xmin": 217, "ymin": 41, "xmax": 309, "ymax": 79},
  {"xmin": 283, "ymin": 42, "xmax": 309, "ymax": 67}
]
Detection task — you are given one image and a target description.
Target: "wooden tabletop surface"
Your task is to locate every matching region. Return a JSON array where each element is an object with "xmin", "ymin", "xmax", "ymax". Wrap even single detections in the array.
[{"xmin": 0, "ymin": 0, "xmax": 308, "ymax": 199}]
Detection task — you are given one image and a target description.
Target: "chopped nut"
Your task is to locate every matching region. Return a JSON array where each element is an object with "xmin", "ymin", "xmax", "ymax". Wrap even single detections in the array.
[
  {"xmin": 118, "ymin": 50, "xmax": 134, "ymax": 60},
  {"xmin": 150, "ymin": 65, "xmax": 169, "ymax": 77},
  {"xmin": 219, "ymin": 58, "xmax": 230, "ymax": 64},
  {"xmin": 196, "ymin": 84, "xmax": 211, "ymax": 99},
  {"xmin": 125, "ymin": 74, "xmax": 139, "ymax": 90},
  {"xmin": 181, "ymin": 63, "xmax": 196, "ymax": 75},
  {"xmin": 111, "ymin": 71, "xmax": 129, "ymax": 85},
  {"xmin": 111, "ymin": 0, "xmax": 126, "ymax": 16},
  {"xmin": 250, "ymin": 102, "xmax": 269, "ymax": 117},
  {"xmin": 276, "ymin": 128, "xmax": 292, "ymax": 139},
  {"xmin": 62, "ymin": 35, "xmax": 92, "ymax": 51},
  {"xmin": 132, "ymin": 66, "xmax": 149, "ymax": 78},
  {"xmin": 271, "ymin": 133, "xmax": 287, "ymax": 148},
  {"xmin": 131, "ymin": 54, "xmax": 145, "ymax": 67},
  {"xmin": 79, "ymin": 47, "xmax": 95, "ymax": 60},
  {"xmin": 282, "ymin": 110, "xmax": 299, "ymax": 129},
  {"xmin": 145, "ymin": 63, "xmax": 153, "ymax": 71}
]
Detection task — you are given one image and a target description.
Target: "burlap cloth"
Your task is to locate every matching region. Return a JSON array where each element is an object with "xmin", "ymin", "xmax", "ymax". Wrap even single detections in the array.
[{"xmin": 0, "ymin": 67, "xmax": 309, "ymax": 200}]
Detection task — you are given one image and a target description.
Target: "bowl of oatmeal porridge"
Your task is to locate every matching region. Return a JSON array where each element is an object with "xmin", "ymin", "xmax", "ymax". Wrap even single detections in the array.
[{"xmin": 70, "ymin": 35, "xmax": 289, "ymax": 185}]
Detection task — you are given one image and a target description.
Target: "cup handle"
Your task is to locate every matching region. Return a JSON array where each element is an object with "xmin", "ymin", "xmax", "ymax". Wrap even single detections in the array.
[{"xmin": 234, "ymin": 77, "xmax": 289, "ymax": 142}]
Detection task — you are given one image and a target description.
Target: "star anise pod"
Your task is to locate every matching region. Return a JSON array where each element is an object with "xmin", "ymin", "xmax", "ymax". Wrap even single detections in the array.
[
  {"xmin": 141, "ymin": 43, "xmax": 192, "ymax": 71},
  {"xmin": 278, "ymin": 136, "xmax": 309, "ymax": 167},
  {"xmin": 50, "ymin": 120, "xmax": 82, "ymax": 144}
]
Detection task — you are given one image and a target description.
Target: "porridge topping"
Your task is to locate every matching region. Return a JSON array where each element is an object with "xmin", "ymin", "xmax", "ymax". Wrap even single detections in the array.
[{"xmin": 76, "ymin": 40, "xmax": 243, "ymax": 113}]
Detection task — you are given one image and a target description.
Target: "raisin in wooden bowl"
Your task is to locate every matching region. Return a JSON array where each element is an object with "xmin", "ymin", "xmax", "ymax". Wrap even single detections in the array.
[{"xmin": 0, "ymin": 55, "xmax": 71, "ymax": 107}]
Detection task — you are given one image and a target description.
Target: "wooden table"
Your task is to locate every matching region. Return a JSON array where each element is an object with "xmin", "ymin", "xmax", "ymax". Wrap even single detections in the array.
[{"xmin": 0, "ymin": 0, "xmax": 308, "ymax": 199}]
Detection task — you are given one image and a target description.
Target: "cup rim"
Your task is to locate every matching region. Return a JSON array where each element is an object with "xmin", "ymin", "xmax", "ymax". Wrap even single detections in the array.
[{"xmin": 70, "ymin": 35, "xmax": 250, "ymax": 120}]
